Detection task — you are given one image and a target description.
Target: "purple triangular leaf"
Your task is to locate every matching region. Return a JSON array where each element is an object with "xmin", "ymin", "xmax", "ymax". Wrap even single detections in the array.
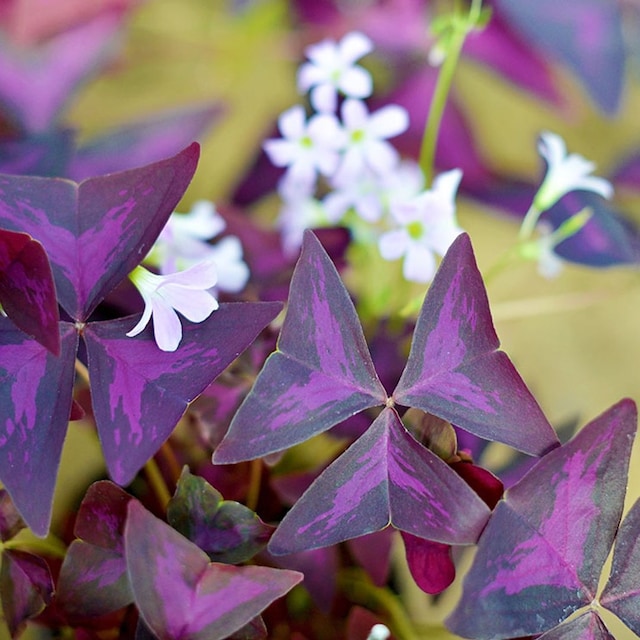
[
  {"xmin": 537, "ymin": 611, "xmax": 614, "ymax": 640},
  {"xmin": 0, "ymin": 549, "xmax": 53, "ymax": 637},
  {"xmin": 600, "ymin": 498, "xmax": 640, "ymax": 633},
  {"xmin": 167, "ymin": 467, "xmax": 274, "ymax": 564},
  {"xmin": 268, "ymin": 407, "xmax": 490, "ymax": 555},
  {"xmin": 84, "ymin": 302, "xmax": 281, "ymax": 485},
  {"xmin": 0, "ymin": 12, "xmax": 121, "ymax": 130},
  {"xmin": 56, "ymin": 481, "xmax": 134, "ymax": 618},
  {"xmin": 214, "ymin": 231, "xmax": 387, "ymax": 463},
  {"xmin": 0, "ymin": 319, "xmax": 77, "ymax": 535},
  {"xmin": 0, "ymin": 227, "xmax": 60, "ymax": 354},
  {"xmin": 69, "ymin": 103, "xmax": 221, "ymax": 181},
  {"xmin": 0, "ymin": 129, "xmax": 75, "ymax": 177},
  {"xmin": 493, "ymin": 0, "xmax": 625, "ymax": 114},
  {"xmin": 0, "ymin": 143, "xmax": 199, "ymax": 320},
  {"xmin": 446, "ymin": 399, "xmax": 637, "ymax": 639},
  {"xmin": 125, "ymin": 501, "xmax": 303, "ymax": 640},
  {"xmin": 393, "ymin": 233, "xmax": 558, "ymax": 457}
]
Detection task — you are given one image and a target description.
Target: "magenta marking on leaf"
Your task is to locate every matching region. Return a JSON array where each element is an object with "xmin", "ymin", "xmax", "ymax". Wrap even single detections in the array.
[
  {"xmin": 394, "ymin": 233, "xmax": 558, "ymax": 456},
  {"xmin": 85, "ymin": 302, "xmax": 281, "ymax": 485},
  {"xmin": 446, "ymin": 399, "xmax": 637, "ymax": 640},
  {"xmin": 268, "ymin": 408, "xmax": 490, "ymax": 555},
  {"xmin": 0, "ymin": 319, "xmax": 77, "ymax": 535},
  {"xmin": 0, "ymin": 144, "xmax": 199, "ymax": 320},
  {"xmin": 215, "ymin": 230, "xmax": 386, "ymax": 463},
  {"xmin": 125, "ymin": 501, "xmax": 302, "ymax": 640}
]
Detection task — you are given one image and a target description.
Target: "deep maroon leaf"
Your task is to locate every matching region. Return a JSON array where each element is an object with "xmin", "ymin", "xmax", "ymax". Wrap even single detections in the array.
[
  {"xmin": 400, "ymin": 532, "xmax": 455, "ymax": 595},
  {"xmin": 69, "ymin": 104, "xmax": 221, "ymax": 181},
  {"xmin": 214, "ymin": 230, "xmax": 387, "ymax": 463},
  {"xmin": 346, "ymin": 529, "xmax": 393, "ymax": 587},
  {"xmin": 0, "ymin": 488, "xmax": 25, "ymax": 542},
  {"xmin": 446, "ymin": 399, "xmax": 637, "ymax": 639},
  {"xmin": 0, "ymin": 12, "xmax": 121, "ymax": 130},
  {"xmin": 393, "ymin": 233, "xmax": 558, "ymax": 456},
  {"xmin": 57, "ymin": 481, "xmax": 134, "ymax": 618},
  {"xmin": 537, "ymin": 611, "xmax": 614, "ymax": 640},
  {"xmin": 0, "ymin": 549, "xmax": 53, "ymax": 637},
  {"xmin": 492, "ymin": 0, "xmax": 625, "ymax": 114},
  {"xmin": 0, "ymin": 319, "xmax": 77, "ymax": 535},
  {"xmin": 0, "ymin": 143, "xmax": 199, "ymax": 320},
  {"xmin": 268, "ymin": 407, "xmax": 490, "ymax": 555},
  {"xmin": 0, "ymin": 227, "xmax": 59, "ymax": 354},
  {"xmin": 167, "ymin": 467, "xmax": 274, "ymax": 564},
  {"xmin": 84, "ymin": 301, "xmax": 281, "ymax": 485},
  {"xmin": 125, "ymin": 501, "xmax": 303, "ymax": 640},
  {"xmin": 600, "ymin": 497, "xmax": 640, "ymax": 633}
]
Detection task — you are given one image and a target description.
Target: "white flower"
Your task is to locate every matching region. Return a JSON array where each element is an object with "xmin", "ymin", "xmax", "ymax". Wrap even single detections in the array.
[
  {"xmin": 126, "ymin": 261, "xmax": 219, "ymax": 352},
  {"xmin": 263, "ymin": 105, "xmax": 344, "ymax": 191},
  {"xmin": 324, "ymin": 160, "xmax": 424, "ymax": 224},
  {"xmin": 333, "ymin": 98, "xmax": 409, "ymax": 185},
  {"xmin": 147, "ymin": 200, "xmax": 250, "ymax": 294},
  {"xmin": 534, "ymin": 132, "xmax": 613, "ymax": 212},
  {"xmin": 378, "ymin": 169, "xmax": 464, "ymax": 283},
  {"xmin": 366, "ymin": 624, "xmax": 391, "ymax": 640},
  {"xmin": 298, "ymin": 31, "xmax": 374, "ymax": 113},
  {"xmin": 535, "ymin": 221, "xmax": 564, "ymax": 279}
]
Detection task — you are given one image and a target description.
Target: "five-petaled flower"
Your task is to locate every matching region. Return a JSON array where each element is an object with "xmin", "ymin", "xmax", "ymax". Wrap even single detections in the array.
[
  {"xmin": 378, "ymin": 169, "xmax": 464, "ymax": 283},
  {"xmin": 333, "ymin": 98, "xmax": 409, "ymax": 185},
  {"xmin": 297, "ymin": 31, "xmax": 374, "ymax": 113},
  {"xmin": 534, "ymin": 131, "xmax": 613, "ymax": 212},
  {"xmin": 127, "ymin": 261, "xmax": 219, "ymax": 352},
  {"xmin": 263, "ymin": 105, "xmax": 344, "ymax": 192}
]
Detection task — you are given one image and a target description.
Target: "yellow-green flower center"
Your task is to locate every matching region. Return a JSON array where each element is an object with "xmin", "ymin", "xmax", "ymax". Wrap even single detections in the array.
[{"xmin": 407, "ymin": 220, "xmax": 424, "ymax": 240}]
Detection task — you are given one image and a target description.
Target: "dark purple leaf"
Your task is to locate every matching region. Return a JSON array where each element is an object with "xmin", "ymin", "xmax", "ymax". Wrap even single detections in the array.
[
  {"xmin": 400, "ymin": 533, "xmax": 455, "ymax": 595},
  {"xmin": 446, "ymin": 398, "xmax": 637, "ymax": 639},
  {"xmin": 214, "ymin": 231, "xmax": 387, "ymax": 463},
  {"xmin": 84, "ymin": 301, "xmax": 282, "ymax": 485},
  {"xmin": 68, "ymin": 104, "xmax": 221, "ymax": 181},
  {"xmin": 0, "ymin": 549, "xmax": 53, "ymax": 637},
  {"xmin": 0, "ymin": 143, "xmax": 199, "ymax": 320},
  {"xmin": 611, "ymin": 151, "xmax": 640, "ymax": 190},
  {"xmin": 393, "ymin": 233, "xmax": 558, "ymax": 456},
  {"xmin": 492, "ymin": 0, "xmax": 625, "ymax": 114},
  {"xmin": 346, "ymin": 529, "xmax": 393, "ymax": 587},
  {"xmin": 0, "ymin": 489, "xmax": 25, "ymax": 541},
  {"xmin": 167, "ymin": 467, "xmax": 274, "ymax": 564},
  {"xmin": 0, "ymin": 319, "xmax": 77, "ymax": 535},
  {"xmin": 56, "ymin": 481, "xmax": 134, "ymax": 618},
  {"xmin": 125, "ymin": 501, "xmax": 303, "ymax": 640},
  {"xmin": 268, "ymin": 407, "xmax": 490, "ymax": 555},
  {"xmin": 0, "ymin": 227, "xmax": 59, "ymax": 354},
  {"xmin": 600, "ymin": 497, "xmax": 640, "ymax": 633},
  {"xmin": 0, "ymin": 12, "xmax": 122, "ymax": 130},
  {"xmin": 0, "ymin": 129, "xmax": 75, "ymax": 176},
  {"xmin": 537, "ymin": 611, "xmax": 614, "ymax": 640}
]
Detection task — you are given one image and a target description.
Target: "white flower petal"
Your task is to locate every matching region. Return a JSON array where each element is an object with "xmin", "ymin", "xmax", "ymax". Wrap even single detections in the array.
[
  {"xmin": 310, "ymin": 83, "xmax": 338, "ymax": 113},
  {"xmin": 341, "ymin": 98, "xmax": 369, "ymax": 131},
  {"xmin": 263, "ymin": 139, "xmax": 298, "ymax": 168},
  {"xmin": 151, "ymin": 297, "xmax": 183, "ymax": 352},
  {"xmin": 403, "ymin": 244, "xmax": 436, "ymax": 283},
  {"xmin": 379, "ymin": 229, "xmax": 410, "ymax": 260},
  {"xmin": 339, "ymin": 67, "xmax": 373, "ymax": 99},
  {"xmin": 126, "ymin": 300, "xmax": 153, "ymax": 338},
  {"xmin": 278, "ymin": 105, "xmax": 306, "ymax": 139},
  {"xmin": 160, "ymin": 285, "xmax": 219, "ymax": 322},
  {"xmin": 366, "ymin": 139, "xmax": 399, "ymax": 175},
  {"xmin": 297, "ymin": 62, "xmax": 328, "ymax": 92},
  {"xmin": 339, "ymin": 31, "xmax": 373, "ymax": 63},
  {"xmin": 369, "ymin": 105, "xmax": 409, "ymax": 139}
]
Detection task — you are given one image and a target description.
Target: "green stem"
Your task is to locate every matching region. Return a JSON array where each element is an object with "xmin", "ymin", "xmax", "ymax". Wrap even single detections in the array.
[
  {"xmin": 518, "ymin": 203, "xmax": 542, "ymax": 241},
  {"xmin": 144, "ymin": 457, "xmax": 172, "ymax": 510},
  {"xmin": 419, "ymin": 0, "xmax": 483, "ymax": 185}
]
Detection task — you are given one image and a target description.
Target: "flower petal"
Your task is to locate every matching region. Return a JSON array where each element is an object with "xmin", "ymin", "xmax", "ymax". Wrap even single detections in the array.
[
  {"xmin": 403, "ymin": 244, "xmax": 436, "ymax": 283},
  {"xmin": 339, "ymin": 31, "xmax": 373, "ymax": 64}
]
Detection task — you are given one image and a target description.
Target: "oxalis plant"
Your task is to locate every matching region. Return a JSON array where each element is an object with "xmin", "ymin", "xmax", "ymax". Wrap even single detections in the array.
[{"xmin": 0, "ymin": 0, "xmax": 639, "ymax": 639}]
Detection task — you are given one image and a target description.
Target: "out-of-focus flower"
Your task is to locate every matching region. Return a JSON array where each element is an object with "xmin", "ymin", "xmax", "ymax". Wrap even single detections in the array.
[
  {"xmin": 263, "ymin": 105, "xmax": 344, "ymax": 191},
  {"xmin": 324, "ymin": 160, "xmax": 424, "ymax": 225},
  {"xmin": 366, "ymin": 624, "xmax": 391, "ymax": 640},
  {"xmin": 333, "ymin": 98, "xmax": 409, "ymax": 185},
  {"xmin": 534, "ymin": 131, "xmax": 613, "ymax": 212},
  {"xmin": 297, "ymin": 31, "xmax": 374, "ymax": 113},
  {"xmin": 378, "ymin": 168, "xmax": 464, "ymax": 283},
  {"xmin": 126, "ymin": 261, "xmax": 219, "ymax": 352},
  {"xmin": 147, "ymin": 201, "xmax": 250, "ymax": 294},
  {"xmin": 533, "ymin": 221, "xmax": 564, "ymax": 278}
]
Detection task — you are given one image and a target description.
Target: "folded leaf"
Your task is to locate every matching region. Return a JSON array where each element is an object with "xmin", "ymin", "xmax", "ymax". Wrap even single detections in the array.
[
  {"xmin": 125, "ymin": 501, "xmax": 303, "ymax": 640},
  {"xmin": 393, "ymin": 233, "xmax": 558, "ymax": 456},
  {"xmin": 215, "ymin": 230, "xmax": 386, "ymax": 463},
  {"xmin": 268, "ymin": 407, "xmax": 490, "ymax": 555},
  {"xmin": 537, "ymin": 611, "xmax": 614, "ymax": 640},
  {"xmin": 446, "ymin": 398, "xmax": 637, "ymax": 639}
]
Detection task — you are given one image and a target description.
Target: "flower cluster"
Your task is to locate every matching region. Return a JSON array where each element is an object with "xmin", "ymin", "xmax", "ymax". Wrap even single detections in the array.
[{"xmin": 264, "ymin": 31, "xmax": 465, "ymax": 284}]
